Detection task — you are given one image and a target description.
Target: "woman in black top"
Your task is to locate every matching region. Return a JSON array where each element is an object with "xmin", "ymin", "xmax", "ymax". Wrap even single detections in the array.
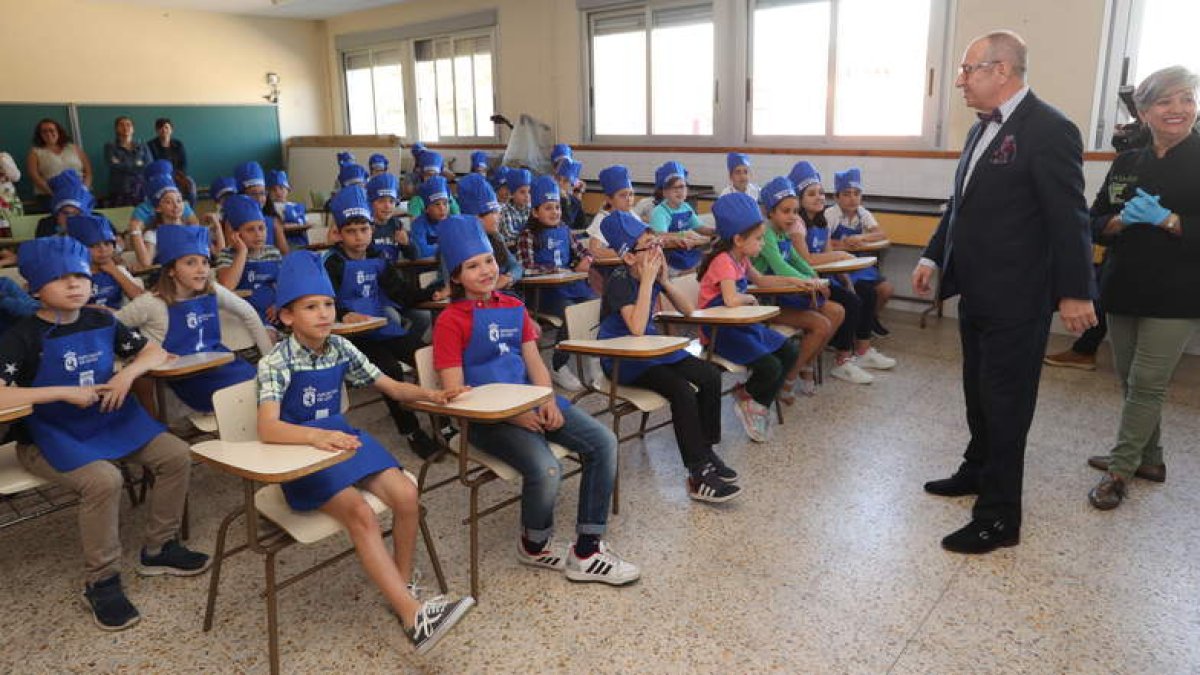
[
  {"xmin": 1085, "ymin": 65, "xmax": 1200, "ymax": 510},
  {"xmin": 148, "ymin": 118, "xmax": 196, "ymax": 205},
  {"xmin": 103, "ymin": 116, "xmax": 152, "ymax": 207}
]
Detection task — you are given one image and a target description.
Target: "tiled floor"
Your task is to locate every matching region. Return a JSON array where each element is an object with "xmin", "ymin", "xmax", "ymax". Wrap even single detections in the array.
[{"xmin": 3, "ymin": 310, "xmax": 1199, "ymax": 674}]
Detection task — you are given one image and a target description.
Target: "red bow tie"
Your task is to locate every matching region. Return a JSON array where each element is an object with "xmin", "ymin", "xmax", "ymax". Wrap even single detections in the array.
[{"xmin": 976, "ymin": 109, "xmax": 1003, "ymax": 124}]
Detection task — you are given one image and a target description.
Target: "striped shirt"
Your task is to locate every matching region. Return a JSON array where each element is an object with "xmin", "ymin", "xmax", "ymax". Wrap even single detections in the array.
[
  {"xmin": 215, "ymin": 245, "xmax": 283, "ymax": 269},
  {"xmin": 256, "ymin": 334, "xmax": 382, "ymax": 404}
]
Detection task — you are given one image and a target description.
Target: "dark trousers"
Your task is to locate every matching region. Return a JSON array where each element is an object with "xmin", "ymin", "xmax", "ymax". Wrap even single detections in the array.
[
  {"xmin": 957, "ymin": 309, "xmax": 1052, "ymax": 527},
  {"xmin": 829, "ymin": 284, "xmax": 861, "ymax": 351},
  {"xmin": 745, "ymin": 339, "xmax": 801, "ymax": 407},
  {"xmin": 351, "ymin": 330, "xmax": 427, "ymax": 437},
  {"xmin": 632, "ymin": 356, "xmax": 723, "ymax": 470},
  {"xmin": 1071, "ymin": 264, "xmax": 1107, "ymax": 355},
  {"xmin": 851, "ymin": 279, "xmax": 879, "ymax": 340}
]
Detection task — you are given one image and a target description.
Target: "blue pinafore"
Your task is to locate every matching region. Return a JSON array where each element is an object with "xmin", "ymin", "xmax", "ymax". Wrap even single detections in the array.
[
  {"xmin": 805, "ymin": 224, "xmax": 849, "ymax": 289},
  {"xmin": 461, "ymin": 301, "xmax": 571, "ymax": 411},
  {"xmin": 372, "ymin": 218, "xmax": 403, "ymax": 264},
  {"xmin": 278, "ymin": 342, "xmax": 399, "ymax": 511},
  {"xmin": 162, "ymin": 294, "xmax": 257, "ymax": 412},
  {"xmin": 702, "ymin": 261, "xmax": 786, "ymax": 366},
  {"xmin": 664, "ymin": 207, "xmax": 701, "ymax": 272},
  {"xmin": 281, "ymin": 203, "xmax": 309, "ymax": 249},
  {"xmin": 532, "ymin": 225, "xmax": 595, "ymax": 317},
  {"xmin": 596, "ymin": 282, "xmax": 687, "ymax": 384},
  {"xmin": 831, "ymin": 219, "xmax": 882, "ymax": 283},
  {"xmin": 25, "ymin": 316, "xmax": 164, "ymax": 472},
  {"xmin": 90, "ymin": 270, "xmax": 124, "ymax": 308},
  {"xmin": 774, "ymin": 236, "xmax": 826, "ymax": 311},
  {"xmin": 237, "ymin": 256, "xmax": 280, "ymax": 323},
  {"xmin": 335, "ymin": 255, "xmax": 406, "ymax": 340}
]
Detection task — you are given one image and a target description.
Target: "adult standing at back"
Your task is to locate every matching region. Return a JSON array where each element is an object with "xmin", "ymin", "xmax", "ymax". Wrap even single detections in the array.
[
  {"xmin": 148, "ymin": 118, "xmax": 196, "ymax": 205},
  {"xmin": 26, "ymin": 118, "xmax": 92, "ymax": 213},
  {"xmin": 104, "ymin": 116, "xmax": 153, "ymax": 207},
  {"xmin": 912, "ymin": 31, "xmax": 1096, "ymax": 553}
]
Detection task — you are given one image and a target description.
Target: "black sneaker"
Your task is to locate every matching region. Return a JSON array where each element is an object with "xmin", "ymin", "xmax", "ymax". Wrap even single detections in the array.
[
  {"xmin": 83, "ymin": 574, "xmax": 141, "ymax": 631},
  {"xmin": 407, "ymin": 595, "xmax": 476, "ymax": 655},
  {"xmin": 687, "ymin": 466, "xmax": 742, "ymax": 503},
  {"xmin": 138, "ymin": 539, "xmax": 211, "ymax": 577},
  {"xmin": 707, "ymin": 453, "xmax": 739, "ymax": 483},
  {"xmin": 872, "ymin": 317, "xmax": 890, "ymax": 337},
  {"xmin": 406, "ymin": 429, "xmax": 439, "ymax": 460}
]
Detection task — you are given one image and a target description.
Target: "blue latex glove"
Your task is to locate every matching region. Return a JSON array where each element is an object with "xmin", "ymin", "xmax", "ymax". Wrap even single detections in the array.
[{"xmin": 1121, "ymin": 188, "xmax": 1171, "ymax": 226}]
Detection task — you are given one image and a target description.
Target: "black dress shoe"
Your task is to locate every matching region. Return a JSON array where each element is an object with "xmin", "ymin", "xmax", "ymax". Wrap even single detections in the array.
[
  {"xmin": 941, "ymin": 519, "xmax": 1020, "ymax": 554},
  {"xmin": 924, "ymin": 471, "xmax": 979, "ymax": 496}
]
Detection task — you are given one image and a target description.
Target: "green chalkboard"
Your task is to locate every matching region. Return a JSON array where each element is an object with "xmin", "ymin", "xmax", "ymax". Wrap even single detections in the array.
[
  {"xmin": 76, "ymin": 104, "xmax": 281, "ymax": 199},
  {"xmin": 0, "ymin": 103, "xmax": 73, "ymax": 201}
]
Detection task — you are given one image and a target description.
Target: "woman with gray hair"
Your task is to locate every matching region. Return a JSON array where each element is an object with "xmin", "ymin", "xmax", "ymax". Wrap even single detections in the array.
[{"xmin": 1086, "ymin": 65, "xmax": 1199, "ymax": 509}]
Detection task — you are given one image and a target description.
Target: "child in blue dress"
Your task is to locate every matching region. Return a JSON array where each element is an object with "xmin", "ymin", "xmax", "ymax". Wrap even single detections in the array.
[
  {"xmin": 432, "ymin": 215, "xmax": 639, "ymax": 585},
  {"xmin": 66, "ymin": 213, "xmax": 144, "ymax": 310},
  {"xmin": 267, "ymin": 170, "xmax": 309, "ymax": 249},
  {"xmin": 824, "ymin": 167, "xmax": 894, "ymax": 336},
  {"xmin": 215, "ymin": 194, "xmax": 284, "ymax": 325},
  {"xmin": 257, "ymin": 250, "xmax": 474, "ymax": 654},
  {"xmin": 234, "ymin": 161, "xmax": 288, "ymax": 254},
  {"xmin": 0, "ymin": 236, "xmax": 209, "ymax": 631},
  {"xmin": 598, "ymin": 211, "xmax": 740, "ymax": 502},
  {"xmin": 648, "ymin": 161, "xmax": 713, "ymax": 273},
  {"xmin": 410, "ymin": 176, "xmax": 450, "ymax": 260},
  {"xmin": 366, "ymin": 172, "xmax": 409, "ymax": 263}
]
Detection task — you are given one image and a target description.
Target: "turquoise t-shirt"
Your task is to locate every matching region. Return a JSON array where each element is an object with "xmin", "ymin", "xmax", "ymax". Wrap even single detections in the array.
[{"xmin": 648, "ymin": 201, "xmax": 701, "ymax": 234}]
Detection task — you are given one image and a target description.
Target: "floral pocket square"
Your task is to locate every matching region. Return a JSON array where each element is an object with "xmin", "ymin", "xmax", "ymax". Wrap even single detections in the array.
[{"xmin": 990, "ymin": 135, "xmax": 1017, "ymax": 165}]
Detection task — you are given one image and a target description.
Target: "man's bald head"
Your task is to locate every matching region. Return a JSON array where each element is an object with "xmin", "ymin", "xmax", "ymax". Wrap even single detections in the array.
[{"xmin": 979, "ymin": 30, "xmax": 1027, "ymax": 79}]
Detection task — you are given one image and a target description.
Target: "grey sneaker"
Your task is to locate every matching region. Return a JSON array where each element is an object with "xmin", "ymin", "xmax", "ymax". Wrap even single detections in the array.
[{"xmin": 407, "ymin": 596, "xmax": 475, "ymax": 655}]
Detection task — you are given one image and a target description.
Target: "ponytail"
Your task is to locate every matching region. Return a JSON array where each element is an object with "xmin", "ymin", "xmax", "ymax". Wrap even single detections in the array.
[{"xmin": 696, "ymin": 236, "xmax": 735, "ymax": 281}]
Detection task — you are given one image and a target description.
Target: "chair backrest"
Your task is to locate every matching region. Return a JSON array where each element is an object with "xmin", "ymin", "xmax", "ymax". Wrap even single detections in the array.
[
  {"xmin": 417, "ymin": 270, "xmax": 438, "ymax": 288},
  {"xmin": 212, "ymin": 380, "xmax": 260, "ymax": 443},
  {"xmin": 660, "ymin": 272, "xmax": 698, "ymax": 313},
  {"xmin": 0, "ymin": 266, "xmax": 25, "ymax": 288},
  {"xmin": 564, "ymin": 298, "xmax": 601, "ymax": 341},
  {"xmin": 696, "ymin": 212, "xmax": 716, "ymax": 230},
  {"xmin": 307, "ymin": 226, "xmax": 329, "ymax": 246},
  {"xmin": 414, "ymin": 345, "xmax": 441, "ymax": 389}
]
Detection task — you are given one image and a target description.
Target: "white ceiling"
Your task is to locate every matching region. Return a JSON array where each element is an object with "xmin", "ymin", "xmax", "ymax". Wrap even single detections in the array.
[{"xmin": 105, "ymin": 0, "xmax": 409, "ymax": 20}]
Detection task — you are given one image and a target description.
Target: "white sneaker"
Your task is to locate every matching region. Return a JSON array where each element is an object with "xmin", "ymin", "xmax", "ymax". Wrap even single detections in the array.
[
  {"xmin": 551, "ymin": 364, "xmax": 584, "ymax": 392},
  {"xmin": 516, "ymin": 539, "xmax": 567, "ymax": 571},
  {"xmin": 565, "ymin": 541, "xmax": 640, "ymax": 586},
  {"xmin": 584, "ymin": 356, "xmax": 606, "ymax": 388},
  {"xmin": 857, "ymin": 347, "xmax": 896, "ymax": 370},
  {"xmin": 797, "ymin": 378, "xmax": 817, "ymax": 397},
  {"xmin": 829, "ymin": 359, "xmax": 874, "ymax": 384},
  {"xmin": 733, "ymin": 395, "xmax": 766, "ymax": 443}
]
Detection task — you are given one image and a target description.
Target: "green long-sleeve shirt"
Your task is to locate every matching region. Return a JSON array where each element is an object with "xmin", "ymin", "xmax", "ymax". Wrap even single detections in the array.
[{"xmin": 753, "ymin": 225, "xmax": 817, "ymax": 279}]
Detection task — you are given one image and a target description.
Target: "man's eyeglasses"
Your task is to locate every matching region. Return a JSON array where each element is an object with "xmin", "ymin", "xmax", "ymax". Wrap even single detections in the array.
[{"xmin": 959, "ymin": 61, "xmax": 1000, "ymax": 76}]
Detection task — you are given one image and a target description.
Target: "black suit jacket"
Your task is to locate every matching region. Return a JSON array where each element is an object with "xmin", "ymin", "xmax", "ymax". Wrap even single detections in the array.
[{"xmin": 923, "ymin": 91, "xmax": 1095, "ymax": 319}]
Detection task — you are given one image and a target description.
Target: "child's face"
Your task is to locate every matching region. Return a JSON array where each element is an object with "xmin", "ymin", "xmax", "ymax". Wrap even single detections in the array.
[
  {"xmin": 268, "ymin": 185, "xmax": 289, "ymax": 203},
  {"xmin": 89, "ymin": 241, "xmax": 115, "ymax": 266},
  {"xmin": 421, "ymin": 168, "xmax": 438, "ymax": 181},
  {"xmin": 800, "ymin": 184, "xmax": 825, "ymax": 216},
  {"xmin": 496, "ymin": 186, "xmax": 511, "ymax": 202},
  {"xmin": 511, "ymin": 186, "xmax": 531, "ymax": 208},
  {"xmin": 426, "ymin": 199, "xmax": 449, "ymax": 222},
  {"xmin": 609, "ymin": 188, "xmax": 635, "ymax": 212},
  {"xmin": 663, "ymin": 178, "xmax": 687, "ymax": 206},
  {"xmin": 730, "ymin": 166, "xmax": 751, "ymax": 190},
  {"xmin": 473, "ymin": 167, "xmax": 488, "ymax": 175},
  {"xmin": 245, "ymin": 185, "xmax": 267, "ymax": 206},
  {"xmin": 339, "ymin": 220, "xmax": 373, "ymax": 255},
  {"xmin": 768, "ymin": 197, "xmax": 800, "ymax": 232},
  {"xmin": 479, "ymin": 210, "xmax": 501, "ymax": 234},
  {"xmin": 533, "ymin": 200, "xmax": 561, "ymax": 226},
  {"xmin": 836, "ymin": 188, "xmax": 862, "ymax": 212},
  {"xmin": 370, "ymin": 167, "xmax": 387, "ymax": 177},
  {"xmin": 169, "ymin": 254, "xmax": 211, "ymax": 294},
  {"xmin": 158, "ymin": 191, "xmax": 185, "ymax": 221},
  {"xmin": 237, "ymin": 221, "xmax": 267, "ymax": 249},
  {"xmin": 734, "ymin": 224, "xmax": 766, "ymax": 258},
  {"xmin": 454, "ymin": 252, "xmax": 499, "ymax": 297},
  {"xmin": 372, "ymin": 197, "xmax": 396, "ymax": 222},
  {"xmin": 56, "ymin": 205, "xmax": 80, "ymax": 225},
  {"xmin": 37, "ymin": 273, "xmax": 91, "ymax": 310},
  {"xmin": 555, "ymin": 175, "xmax": 571, "ymax": 193},
  {"xmin": 280, "ymin": 295, "xmax": 336, "ymax": 341},
  {"xmin": 621, "ymin": 230, "xmax": 659, "ymax": 266}
]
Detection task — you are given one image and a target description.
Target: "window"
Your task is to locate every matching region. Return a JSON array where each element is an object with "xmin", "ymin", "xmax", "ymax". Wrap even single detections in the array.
[
  {"xmin": 414, "ymin": 34, "xmax": 495, "ymax": 141},
  {"xmin": 589, "ymin": 4, "xmax": 715, "ymax": 137},
  {"xmin": 343, "ymin": 48, "xmax": 407, "ymax": 136},
  {"xmin": 1095, "ymin": 0, "xmax": 1200, "ymax": 148}
]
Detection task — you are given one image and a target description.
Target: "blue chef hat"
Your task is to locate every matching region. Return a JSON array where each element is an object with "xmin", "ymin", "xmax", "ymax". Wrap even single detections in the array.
[
  {"xmin": 368, "ymin": 153, "xmax": 389, "ymax": 171},
  {"xmin": 18, "ymin": 236, "xmax": 91, "ymax": 293},
  {"xmin": 338, "ymin": 163, "xmax": 368, "ymax": 187},
  {"xmin": 439, "ymin": 215, "xmax": 494, "ymax": 274},
  {"xmin": 726, "ymin": 152, "xmax": 751, "ymax": 173},
  {"xmin": 224, "ymin": 194, "xmax": 265, "ymax": 230},
  {"xmin": 418, "ymin": 176, "xmax": 449, "ymax": 204},
  {"xmin": 155, "ymin": 225, "xmax": 210, "ymax": 266},
  {"xmin": 330, "ymin": 186, "xmax": 372, "ymax": 228},
  {"xmin": 417, "ymin": 151, "xmax": 443, "ymax": 174},
  {"xmin": 598, "ymin": 165, "xmax": 632, "ymax": 196},
  {"xmin": 366, "ymin": 173, "xmax": 399, "ymax": 202},
  {"xmin": 337, "ymin": 151, "xmax": 356, "ymax": 166},
  {"xmin": 210, "ymin": 176, "xmax": 237, "ymax": 201},
  {"xmin": 531, "ymin": 175, "xmax": 561, "ymax": 208},
  {"xmin": 146, "ymin": 173, "xmax": 180, "ymax": 203},
  {"xmin": 66, "ymin": 213, "xmax": 116, "ymax": 247},
  {"xmin": 834, "ymin": 168, "xmax": 863, "ymax": 194},
  {"xmin": 713, "ymin": 192, "xmax": 764, "ymax": 241},
  {"xmin": 49, "ymin": 170, "xmax": 93, "ymax": 215},
  {"xmin": 409, "ymin": 142, "xmax": 427, "ymax": 158},
  {"xmin": 556, "ymin": 159, "xmax": 583, "ymax": 185},
  {"xmin": 600, "ymin": 210, "xmax": 649, "ymax": 257},
  {"xmin": 275, "ymin": 251, "xmax": 335, "ymax": 309},
  {"xmin": 470, "ymin": 151, "xmax": 489, "ymax": 171},
  {"xmin": 551, "ymin": 143, "xmax": 573, "ymax": 164},
  {"xmin": 234, "ymin": 161, "xmax": 266, "ymax": 190},
  {"xmin": 507, "ymin": 168, "xmax": 533, "ymax": 191},
  {"xmin": 787, "ymin": 161, "xmax": 821, "ymax": 193},
  {"xmin": 760, "ymin": 176, "xmax": 798, "ymax": 213},
  {"xmin": 457, "ymin": 173, "xmax": 501, "ymax": 216},
  {"xmin": 266, "ymin": 170, "xmax": 290, "ymax": 190},
  {"xmin": 488, "ymin": 165, "xmax": 510, "ymax": 190},
  {"xmin": 654, "ymin": 161, "xmax": 688, "ymax": 189},
  {"xmin": 144, "ymin": 159, "xmax": 174, "ymax": 179}
]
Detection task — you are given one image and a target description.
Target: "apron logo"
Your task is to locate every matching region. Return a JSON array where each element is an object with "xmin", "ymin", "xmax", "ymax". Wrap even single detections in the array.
[
  {"xmin": 247, "ymin": 270, "xmax": 257, "ymax": 283},
  {"xmin": 63, "ymin": 351, "xmax": 78, "ymax": 372},
  {"xmin": 498, "ymin": 342, "xmax": 510, "ymax": 355},
  {"xmin": 315, "ymin": 408, "xmax": 329, "ymax": 419},
  {"xmin": 356, "ymin": 270, "xmax": 366, "ymax": 285},
  {"xmin": 361, "ymin": 285, "xmax": 371, "ymax": 298},
  {"xmin": 186, "ymin": 311, "xmax": 199, "ymax": 329},
  {"xmin": 79, "ymin": 370, "xmax": 95, "ymax": 388},
  {"xmin": 302, "ymin": 386, "xmax": 317, "ymax": 407},
  {"xmin": 488, "ymin": 322, "xmax": 500, "ymax": 343}
]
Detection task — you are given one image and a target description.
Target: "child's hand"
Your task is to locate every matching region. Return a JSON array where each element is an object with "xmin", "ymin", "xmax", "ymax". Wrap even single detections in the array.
[
  {"xmin": 64, "ymin": 386, "xmax": 102, "ymax": 409},
  {"xmin": 740, "ymin": 294, "xmax": 759, "ymax": 306},
  {"xmin": 508, "ymin": 411, "xmax": 544, "ymax": 433},
  {"xmin": 95, "ymin": 377, "xmax": 132, "ymax": 413},
  {"xmin": 0, "ymin": 250, "xmax": 17, "ymax": 267},
  {"xmin": 308, "ymin": 429, "xmax": 362, "ymax": 453},
  {"xmin": 836, "ymin": 251, "xmax": 855, "ymax": 261},
  {"xmin": 343, "ymin": 311, "xmax": 373, "ymax": 324},
  {"xmin": 638, "ymin": 245, "xmax": 663, "ymax": 280},
  {"xmin": 394, "ymin": 229, "xmax": 410, "ymax": 246},
  {"xmin": 537, "ymin": 400, "xmax": 564, "ymax": 431},
  {"xmin": 431, "ymin": 285, "xmax": 450, "ymax": 301},
  {"xmin": 98, "ymin": 259, "xmax": 120, "ymax": 276},
  {"xmin": 266, "ymin": 305, "xmax": 278, "ymax": 324},
  {"xmin": 426, "ymin": 385, "xmax": 470, "ymax": 404},
  {"xmin": 575, "ymin": 257, "xmax": 592, "ymax": 273},
  {"xmin": 231, "ymin": 230, "xmax": 248, "ymax": 253}
]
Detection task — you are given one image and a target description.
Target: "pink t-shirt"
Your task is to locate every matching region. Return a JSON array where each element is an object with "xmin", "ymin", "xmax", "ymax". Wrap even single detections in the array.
[{"xmin": 698, "ymin": 251, "xmax": 747, "ymax": 309}]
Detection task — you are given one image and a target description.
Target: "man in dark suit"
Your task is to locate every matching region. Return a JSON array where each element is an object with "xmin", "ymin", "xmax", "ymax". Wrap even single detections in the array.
[{"xmin": 912, "ymin": 30, "xmax": 1097, "ymax": 554}]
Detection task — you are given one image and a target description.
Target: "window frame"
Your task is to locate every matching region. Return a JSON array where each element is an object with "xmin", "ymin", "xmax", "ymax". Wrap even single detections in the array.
[{"xmin": 341, "ymin": 42, "xmax": 412, "ymax": 137}]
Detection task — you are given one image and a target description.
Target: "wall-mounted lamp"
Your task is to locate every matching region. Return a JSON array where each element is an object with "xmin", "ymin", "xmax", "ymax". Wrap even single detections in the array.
[{"xmin": 264, "ymin": 72, "xmax": 280, "ymax": 104}]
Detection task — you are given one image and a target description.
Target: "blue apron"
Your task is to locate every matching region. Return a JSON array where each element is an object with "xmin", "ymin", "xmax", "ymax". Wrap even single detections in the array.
[
  {"xmin": 278, "ymin": 354, "xmax": 398, "ymax": 511},
  {"xmin": 336, "ymin": 255, "xmax": 405, "ymax": 340},
  {"xmin": 26, "ymin": 318, "xmax": 164, "ymax": 472},
  {"xmin": 280, "ymin": 202, "xmax": 309, "ymax": 249},
  {"xmin": 831, "ymin": 222, "xmax": 882, "ymax": 283},
  {"xmin": 774, "ymin": 237, "xmax": 825, "ymax": 311},
  {"xmin": 262, "ymin": 209, "xmax": 277, "ymax": 247},
  {"xmin": 596, "ymin": 283, "xmax": 687, "ymax": 384},
  {"xmin": 410, "ymin": 215, "xmax": 440, "ymax": 259},
  {"xmin": 372, "ymin": 219, "xmax": 402, "ymax": 264},
  {"xmin": 532, "ymin": 225, "xmax": 594, "ymax": 315},
  {"xmin": 805, "ymin": 224, "xmax": 850, "ymax": 289},
  {"xmin": 665, "ymin": 207, "xmax": 701, "ymax": 271},
  {"xmin": 702, "ymin": 275, "xmax": 786, "ymax": 366},
  {"xmin": 462, "ymin": 303, "xmax": 570, "ymax": 410},
  {"xmin": 90, "ymin": 270, "xmax": 123, "ymax": 308},
  {"xmin": 237, "ymin": 257, "xmax": 279, "ymax": 323},
  {"xmin": 162, "ymin": 294, "xmax": 257, "ymax": 412}
]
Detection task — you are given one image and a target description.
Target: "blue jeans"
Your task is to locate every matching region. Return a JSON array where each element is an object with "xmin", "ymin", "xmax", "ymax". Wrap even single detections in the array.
[{"xmin": 468, "ymin": 404, "xmax": 616, "ymax": 541}]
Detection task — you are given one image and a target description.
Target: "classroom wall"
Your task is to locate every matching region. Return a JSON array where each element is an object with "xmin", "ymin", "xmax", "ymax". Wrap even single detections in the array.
[{"xmin": 4, "ymin": 0, "xmax": 331, "ymax": 142}]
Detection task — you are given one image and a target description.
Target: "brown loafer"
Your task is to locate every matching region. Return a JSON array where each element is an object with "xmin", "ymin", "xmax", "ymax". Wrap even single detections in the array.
[
  {"xmin": 1086, "ymin": 455, "xmax": 1166, "ymax": 483},
  {"xmin": 1044, "ymin": 349, "xmax": 1097, "ymax": 371},
  {"xmin": 1088, "ymin": 473, "xmax": 1127, "ymax": 510}
]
